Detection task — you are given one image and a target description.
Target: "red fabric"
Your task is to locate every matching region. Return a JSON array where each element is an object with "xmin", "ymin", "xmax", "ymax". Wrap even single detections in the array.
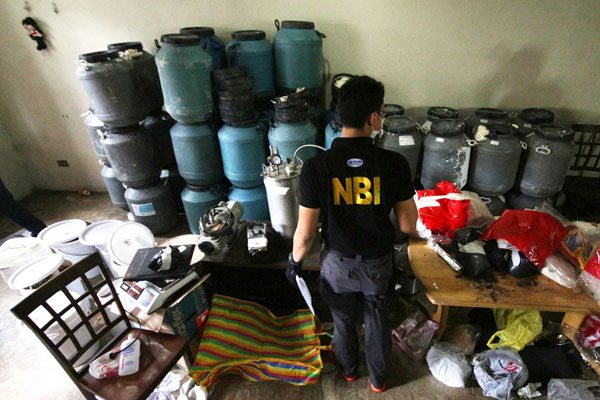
[
  {"xmin": 416, "ymin": 181, "xmax": 470, "ymax": 239},
  {"xmin": 481, "ymin": 210, "xmax": 569, "ymax": 266},
  {"xmin": 584, "ymin": 243, "xmax": 600, "ymax": 280}
]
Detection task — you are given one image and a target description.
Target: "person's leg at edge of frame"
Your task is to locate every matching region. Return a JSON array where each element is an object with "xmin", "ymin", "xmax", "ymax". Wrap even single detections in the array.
[
  {"xmin": 364, "ymin": 293, "xmax": 391, "ymax": 391},
  {"xmin": 0, "ymin": 179, "xmax": 46, "ymax": 236}
]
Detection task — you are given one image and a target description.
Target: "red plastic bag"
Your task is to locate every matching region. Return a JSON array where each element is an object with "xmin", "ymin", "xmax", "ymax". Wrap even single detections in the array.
[
  {"xmin": 584, "ymin": 243, "xmax": 600, "ymax": 280},
  {"xmin": 416, "ymin": 181, "xmax": 470, "ymax": 239},
  {"xmin": 481, "ymin": 210, "xmax": 569, "ymax": 266},
  {"xmin": 577, "ymin": 314, "xmax": 600, "ymax": 349}
]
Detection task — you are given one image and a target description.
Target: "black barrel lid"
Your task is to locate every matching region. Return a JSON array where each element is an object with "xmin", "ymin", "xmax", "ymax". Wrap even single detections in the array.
[
  {"xmin": 487, "ymin": 122, "xmax": 516, "ymax": 139},
  {"xmin": 383, "ymin": 115, "xmax": 417, "ymax": 135},
  {"xmin": 107, "ymin": 41, "xmax": 143, "ymax": 52},
  {"xmin": 232, "ymin": 30, "xmax": 266, "ymax": 41},
  {"xmin": 180, "ymin": 27, "xmax": 215, "ymax": 37},
  {"xmin": 160, "ymin": 33, "xmax": 201, "ymax": 46},
  {"xmin": 281, "ymin": 20, "xmax": 315, "ymax": 29},
  {"xmin": 475, "ymin": 108, "xmax": 507, "ymax": 120},
  {"xmin": 428, "ymin": 106, "xmax": 459, "ymax": 120},
  {"xmin": 382, "ymin": 104, "xmax": 405, "ymax": 117},
  {"xmin": 535, "ymin": 124, "xmax": 574, "ymax": 142},
  {"xmin": 520, "ymin": 108, "xmax": 555, "ymax": 125},
  {"xmin": 79, "ymin": 50, "xmax": 119, "ymax": 63},
  {"xmin": 212, "ymin": 66, "xmax": 248, "ymax": 80},
  {"xmin": 431, "ymin": 119, "xmax": 465, "ymax": 137},
  {"xmin": 186, "ymin": 183, "xmax": 211, "ymax": 192}
]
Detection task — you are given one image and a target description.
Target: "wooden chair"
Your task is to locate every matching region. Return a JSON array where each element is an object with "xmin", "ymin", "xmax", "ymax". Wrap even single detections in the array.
[{"xmin": 11, "ymin": 252, "xmax": 190, "ymax": 400}]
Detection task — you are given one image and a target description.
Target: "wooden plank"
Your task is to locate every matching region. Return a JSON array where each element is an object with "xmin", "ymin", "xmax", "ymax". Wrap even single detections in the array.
[{"xmin": 408, "ymin": 238, "xmax": 600, "ymax": 314}]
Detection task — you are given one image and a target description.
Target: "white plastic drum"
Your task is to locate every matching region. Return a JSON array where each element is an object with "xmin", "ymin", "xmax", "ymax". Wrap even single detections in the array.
[
  {"xmin": 0, "ymin": 237, "xmax": 53, "ymax": 282},
  {"xmin": 7, "ymin": 254, "xmax": 64, "ymax": 296},
  {"xmin": 107, "ymin": 222, "xmax": 155, "ymax": 278},
  {"xmin": 79, "ymin": 220, "xmax": 124, "ymax": 270},
  {"xmin": 38, "ymin": 219, "xmax": 96, "ymax": 256},
  {"xmin": 28, "ymin": 290, "xmax": 99, "ymax": 366}
]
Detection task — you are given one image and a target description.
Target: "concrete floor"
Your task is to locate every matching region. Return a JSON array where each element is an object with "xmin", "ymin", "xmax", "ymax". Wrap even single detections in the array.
[{"xmin": 0, "ymin": 189, "xmax": 584, "ymax": 399}]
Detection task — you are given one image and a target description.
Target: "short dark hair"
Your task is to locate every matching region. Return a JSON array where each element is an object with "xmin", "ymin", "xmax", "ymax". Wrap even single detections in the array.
[{"xmin": 336, "ymin": 75, "xmax": 384, "ymax": 129}]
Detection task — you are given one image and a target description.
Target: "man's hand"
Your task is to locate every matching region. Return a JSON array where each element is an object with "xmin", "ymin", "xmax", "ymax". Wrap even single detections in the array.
[{"xmin": 286, "ymin": 252, "xmax": 303, "ymax": 287}]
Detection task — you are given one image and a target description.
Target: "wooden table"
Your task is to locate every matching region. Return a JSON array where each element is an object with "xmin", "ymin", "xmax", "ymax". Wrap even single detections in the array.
[{"xmin": 408, "ymin": 237, "xmax": 600, "ymax": 374}]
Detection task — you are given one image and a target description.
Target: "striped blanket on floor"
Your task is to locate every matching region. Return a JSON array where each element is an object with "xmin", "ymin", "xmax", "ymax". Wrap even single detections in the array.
[{"xmin": 189, "ymin": 294, "xmax": 325, "ymax": 388}]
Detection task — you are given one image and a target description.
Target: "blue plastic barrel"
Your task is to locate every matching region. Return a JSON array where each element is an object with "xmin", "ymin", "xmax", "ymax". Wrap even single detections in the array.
[
  {"xmin": 325, "ymin": 119, "xmax": 342, "ymax": 150},
  {"xmin": 273, "ymin": 20, "xmax": 324, "ymax": 97},
  {"xmin": 268, "ymin": 120, "xmax": 317, "ymax": 161},
  {"xmin": 218, "ymin": 123, "xmax": 266, "ymax": 188},
  {"xmin": 180, "ymin": 27, "xmax": 226, "ymax": 70},
  {"xmin": 155, "ymin": 34, "xmax": 213, "ymax": 124},
  {"xmin": 181, "ymin": 184, "xmax": 228, "ymax": 234},
  {"xmin": 226, "ymin": 30, "xmax": 275, "ymax": 99},
  {"xmin": 170, "ymin": 122, "xmax": 223, "ymax": 186},
  {"xmin": 229, "ymin": 185, "xmax": 270, "ymax": 221}
]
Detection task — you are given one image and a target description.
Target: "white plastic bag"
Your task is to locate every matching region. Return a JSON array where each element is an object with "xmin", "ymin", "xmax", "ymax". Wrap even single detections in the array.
[
  {"xmin": 472, "ymin": 348, "xmax": 528, "ymax": 400},
  {"xmin": 541, "ymin": 253, "xmax": 580, "ymax": 289},
  {"xmin": 426, "ymin": 343, "xmax": 471, "ymax": 388},
  {"xmin": 547, "ymin": 378, "xmax": 600, "ymax": 400}
]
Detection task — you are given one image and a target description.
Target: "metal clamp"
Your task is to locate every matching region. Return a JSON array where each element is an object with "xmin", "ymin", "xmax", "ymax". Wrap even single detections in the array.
[{"xmin": 535, "ymin": 145, "xmax": 551, "ymax": 155}]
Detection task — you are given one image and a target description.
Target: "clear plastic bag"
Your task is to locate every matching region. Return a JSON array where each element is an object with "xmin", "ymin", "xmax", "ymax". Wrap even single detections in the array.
[
  {"xmin": 461, "ymin": 191, "xmax": 495, "ymax": 229},
  {"xmin": 472, "ymin": 348, "xmax": 529, "ymax": 400},
  {"xmin": 547, "ymin": 378, "xmax": 600, "ymax": 400},
  {"xmin": 426, "ymin": 343, "xmax": 471, "ymax": 388},
  {"xmin": 392, "ymin": 311, "xmax": 439, "ymax": 361},
  {"xmin": 541, "ymin": 253, "xmax": 580, "ymax": 289}
]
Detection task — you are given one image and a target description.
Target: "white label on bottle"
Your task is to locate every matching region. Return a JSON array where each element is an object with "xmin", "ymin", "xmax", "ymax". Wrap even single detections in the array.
[
  {"xmin": 271, "ymin": 186, "xmax": 289, "ymax": 196},
  {"xmin": 435, "ymin": 137, "xmax": 445, "ymax": 143},
  {"xmin": 421, "ymin": 120, "xmax": 432, "ymax": 131},
  {"xmin": 398, "ymin": 135, "xmax": 415, "ymax": 146},
  {"xmin": 480, "ymin": 119, "xmax": 488, "ymax": 124},
  {"xmin": 490, "ymin": 140, "xmax": 500, "ymax": 146},
  {"xmin": 131, "ymin": 202, "xmax": 156, "ymax": 217}
]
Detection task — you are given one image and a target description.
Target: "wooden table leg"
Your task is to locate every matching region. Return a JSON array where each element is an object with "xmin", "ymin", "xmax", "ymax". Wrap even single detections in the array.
[
  {"xmin": 430, "ymin": 305, "xmax": 449, "ymax": 337},
  {"xmin": 562, "ymin": 311, "xmax": 600, "ymax": 377}
]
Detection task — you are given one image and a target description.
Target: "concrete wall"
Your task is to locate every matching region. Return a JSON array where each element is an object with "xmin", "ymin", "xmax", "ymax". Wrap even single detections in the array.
[
  {"xmin": 0, "ymin": 0, "xmax": 598, "ymax": 191},
  {"xmin": 0, "ymin": 121, "xmax": 33, "ymax": 200}
]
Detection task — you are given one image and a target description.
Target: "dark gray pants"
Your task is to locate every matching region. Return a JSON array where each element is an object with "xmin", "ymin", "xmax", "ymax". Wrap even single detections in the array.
[{"xmin": 320, "ymin": 250, "xmax": 393, "ymax": 388}]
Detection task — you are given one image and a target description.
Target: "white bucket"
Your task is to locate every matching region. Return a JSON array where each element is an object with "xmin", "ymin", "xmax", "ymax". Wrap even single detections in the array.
[
  {"xmin": 28, "ymin": 290, "xmax": 100, "ymax": 366},
  {"xmin": 79, "ymin": 220, "xmax": 125, "ymax": 278}
]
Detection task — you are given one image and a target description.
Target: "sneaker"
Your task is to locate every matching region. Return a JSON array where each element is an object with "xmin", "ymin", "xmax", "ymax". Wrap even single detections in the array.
[
  {"xmin": 370, "ymin": 381, "xmax": 387, "ymax": 393},
  {"xmin": 339, "ymin": 372, "xmax": 359, "ymax": 382},
  {"xmin": 328, "ymin": 349, "xmax": 359, "ymax": 382}
]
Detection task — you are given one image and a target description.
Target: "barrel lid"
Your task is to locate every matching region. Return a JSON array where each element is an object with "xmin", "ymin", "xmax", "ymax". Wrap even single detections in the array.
[
  {"xmin": 180, "ymin": 27, "xmax": 215, "ymax": 37},
  {"xmin": 382, "ymin": 104, "xmax": 405, "ymax": 117},
  {"xmin": 79, "ymin": 50, "xmax": 118, "ymax": 63},
  {"xmin": 428, "ymin": 106, "xmax": 459, "ymax": 120},
  {"xmin": 383, "ymin": 115, "xmax": 418, "ymax": 135},
  {"xmin": 160, "ymin": 33, "xmax": 201, "ymax": 46},
  {"xmin": 0, "ymin": 237, "xmax": 52, "ymax": 271},
  {"xmin": 107, "ymin": 221, "xmax": 155, "ymax": 267},
  {"xmin": 232, "ymin": 30, "xmax": 266, "ymax": 41},
  {"xmin": 79, "ymin": 220, "xmax": 124, "ymax": 247},
  {"xmin": 487, "ymin": 122, "xmax": 516, "ymax": 139},
  {"xmin": 107, "ymin": 41, "xmax": 143, "ymax": 52},
  {"xmin": 430, "ymin": 119, "xmax": 465, "ymax": 137},
  {"xmin": 475, "ymin": 108, "xmax": 507, "ymax": 120},
  {"xmin": 535, "ymin": 124, "xmax": 574, "ymax": 142},
  {"xmin": 38, "ymin": 219, "xmax": 87, "ymax": 246},
  {"xmin": 281, "ymin": 20, "xmax": 315, "ymax": 29},
  {"xmin": 520, "ymin": 108, "xmax": 554, "ymax": 125},
  {"xmin": 106, "ymin": 123, "xmax": 142, "ymax": 134},
  {"xmin": 186, "ymin": 183, "xmax": 211, "ymax": 192},
  {"xmin": 213, "ymin": 66, "xmax": 248, "ymax": 81},
  {"xmin": 7, "ymin": 254, "xmax": 64, "ymax": 290}
]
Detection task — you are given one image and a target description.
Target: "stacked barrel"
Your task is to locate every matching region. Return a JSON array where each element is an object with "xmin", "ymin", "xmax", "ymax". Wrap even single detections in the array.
[
  {"xmin": 154, "ymin": 33, "xmax": 227, "ymax": 234},
  {"xmin": 76, "ymin": 42, "xmax": 178, "ymax": 234},
  {"xmin": 214, "ymin": 67, "xmax": 269, "ymax": 220}
]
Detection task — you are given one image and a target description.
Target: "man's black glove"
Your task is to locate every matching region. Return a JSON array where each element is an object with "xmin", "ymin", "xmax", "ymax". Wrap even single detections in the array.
[{"xmin": 286, "ymin": 252, "xmax": 303, "ymax": 286}]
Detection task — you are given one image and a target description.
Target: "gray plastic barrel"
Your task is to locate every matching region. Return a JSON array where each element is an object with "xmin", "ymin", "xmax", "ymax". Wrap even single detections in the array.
[
  {"xmin": 518, "ymin": 125, "xmax": 575, "ymax": 198},
  {"xmin": 170, "ymin": 122, "xmax": 224, "ymax": 186},
  {"xmin": 125, "ymin": 182, "xmax": 177, "ymax": 234},
  {"xmin": 508, "ymin": 192, "xmax": 549, "ymax": 210},
  {"xmin": 375, "ymin": 115, "xmax": 422, "ymax": 182},
  {"xmin": 155, "ymin": 34, "xmax": 213, "ymax": 124},
  {"xmin": 181, "ymin": 184, "xmax": 228, "ymax": 234},
  {"xmin": 101, "ymin": 165, "xmax": 128, "ymax": 210},
  {"xmin": 143, "ymin": 112, "xmax": 176, "ymax": 168},
  {"xmin": 101, "ymin": 124, "xmax": 161, "ymax": 188},
  {"xmin": 76, "ymin": 51, "xmax": 149, "ymax": 127},
  {"xmin": 421, "ymin": 106, "xmax": 459, "ymax": 134},
  {"xmin": 421, "ymin": 120, "xmax": 473, "ymax": 189},
  {"xmin": 464, "ymin": 108, "xmax": 508, "ymax": 138},
  {"xmin": 515, "ymin": 108, "xmax": 555, "ymax": 139},
  {"xmin": 468, "ymin": 124, "xmax": 523, "ymax": 196},
  {"xmin": 84, "ymin": 111, "xmax": 109, "ymax": 165},
  {"xmin": 479, "ymin": 194, "xmax": 506, "ymax": 216},
  {"xmin": 107, "ymin": 42, "xmax": 163, "ymax": 113}
]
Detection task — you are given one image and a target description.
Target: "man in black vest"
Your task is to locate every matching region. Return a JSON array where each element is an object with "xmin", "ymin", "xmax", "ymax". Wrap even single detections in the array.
[{"xmin": 287, "ymin": 75, "xmax": 417, "ymax": 392}]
